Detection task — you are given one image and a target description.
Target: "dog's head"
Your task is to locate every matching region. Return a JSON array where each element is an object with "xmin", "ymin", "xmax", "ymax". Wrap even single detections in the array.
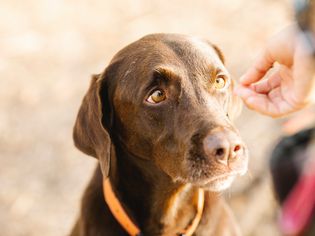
[{"xmin": 73, "ymin": 34, "xmax": 248, "ymax": 192}]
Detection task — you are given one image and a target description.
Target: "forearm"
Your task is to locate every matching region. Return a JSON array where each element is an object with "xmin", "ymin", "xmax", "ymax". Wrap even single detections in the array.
[{"xmin": 295, "ymin": 0, "xmax": 315, "ymax": 103}]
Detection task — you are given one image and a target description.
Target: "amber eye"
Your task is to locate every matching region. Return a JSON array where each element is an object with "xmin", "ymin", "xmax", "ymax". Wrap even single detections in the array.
[
  {"xmin": 214, "ymin": 76, "xmax": 226, "ymax": 90},
  {"xmin": 147, "ymin": 89, "xmax": 166, "ymax": 104}
]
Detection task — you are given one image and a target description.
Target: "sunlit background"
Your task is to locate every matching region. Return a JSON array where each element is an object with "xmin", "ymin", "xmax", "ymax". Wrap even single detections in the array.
[{"xmin": 1, "ymin": 0, "xmax": 308, "ymax": 235}]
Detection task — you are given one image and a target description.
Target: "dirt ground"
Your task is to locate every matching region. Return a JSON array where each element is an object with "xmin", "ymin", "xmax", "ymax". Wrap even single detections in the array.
[{"xmin": 0, "ymin": 0, "xmax": 301, "ymax": 235}]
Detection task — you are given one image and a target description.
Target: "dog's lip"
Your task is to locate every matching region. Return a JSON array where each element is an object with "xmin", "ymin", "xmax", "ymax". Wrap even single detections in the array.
[{"xmin": 205, "ymin": 170, "xmax": 245, "ymax": 184}]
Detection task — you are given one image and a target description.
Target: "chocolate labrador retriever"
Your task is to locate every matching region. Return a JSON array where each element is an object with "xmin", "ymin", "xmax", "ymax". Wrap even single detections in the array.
[{"xmin": 71, "ymin": 34, "xmax": 248, "ymax": 236}]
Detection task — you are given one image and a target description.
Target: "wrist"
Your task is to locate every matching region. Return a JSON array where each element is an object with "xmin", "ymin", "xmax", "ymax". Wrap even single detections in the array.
[{"xmin": 295, "ymin": 0, "xmax": 315, "ymax": 57}]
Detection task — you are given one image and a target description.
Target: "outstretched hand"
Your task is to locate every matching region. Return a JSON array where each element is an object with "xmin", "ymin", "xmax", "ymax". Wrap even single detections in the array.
[{"xmin": 234, "ymin": 25, "xmax": 315, "ymax": 118}]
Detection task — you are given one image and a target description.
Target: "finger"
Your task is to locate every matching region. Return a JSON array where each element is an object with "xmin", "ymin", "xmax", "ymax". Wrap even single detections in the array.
[
  {"xmin": 241, "ymin": 25, "xmax": 296, "ymax": 86},
  {"xmin": 234, "ymin": 85, "xmax": 283, "ymax": 117},
  {"xmin": 245, "ymin": 94, "xmax": 281, "ymax": 117},
  {"xmin": 233, "ymin": 84, "xmax": 256, "ymax": 99},
  {"xmin": 250, "ymin": 71, "xmax": 282, "ymax": 93},
  {"xmin": 240, "ymin": 48, "xmax": 275, "ymax": 86}
]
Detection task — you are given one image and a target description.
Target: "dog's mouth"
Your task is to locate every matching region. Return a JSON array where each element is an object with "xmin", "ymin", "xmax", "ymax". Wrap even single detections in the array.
[
  {"xmin": 199, "ymin": 170, "xmax": 246, "ymax": 192},
  {"xmin": 183, "ymin": 154, "xmax": 248, "ymax": 192}
]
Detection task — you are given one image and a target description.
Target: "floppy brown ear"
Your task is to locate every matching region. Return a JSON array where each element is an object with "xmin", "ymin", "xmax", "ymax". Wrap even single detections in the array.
[
  {"xmin": 73, "ymin": 74, "xmax": 111, "ymax": 177},
  {"xmin": 212, "ymin": 44, "xmax": 225, "ymax": 64}
]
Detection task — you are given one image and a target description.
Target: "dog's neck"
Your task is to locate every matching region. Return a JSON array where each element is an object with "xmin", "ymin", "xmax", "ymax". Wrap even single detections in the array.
[{"xmin": 108, "ymin": 145, "xmax": 209, "ymax": 235}]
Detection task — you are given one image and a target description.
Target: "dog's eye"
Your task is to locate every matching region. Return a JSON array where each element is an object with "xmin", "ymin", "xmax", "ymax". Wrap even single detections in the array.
[
  {"xmin": 147, "ymin": 89, "xmax": 166, "ymax": 104},
  {"xmin": 214, "ymin": 76, "xmax": 226, "ymax": 90}
]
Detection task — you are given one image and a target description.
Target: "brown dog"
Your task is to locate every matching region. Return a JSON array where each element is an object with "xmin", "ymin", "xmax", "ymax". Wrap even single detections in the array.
[{"xmin": 71, "ymin": 34, "xmax": 248, "ymax": 236}]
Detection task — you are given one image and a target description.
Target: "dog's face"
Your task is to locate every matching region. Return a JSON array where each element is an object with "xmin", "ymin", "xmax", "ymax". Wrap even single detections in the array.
[{"xmin": 74, "ymin": 34, "xmax": 248, "ymax": 192}]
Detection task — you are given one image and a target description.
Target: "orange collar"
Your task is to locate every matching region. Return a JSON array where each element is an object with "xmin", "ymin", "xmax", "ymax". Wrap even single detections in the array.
[{"xmin": 103, "ymin": 178, "xmax": 205, "ymax": 236}]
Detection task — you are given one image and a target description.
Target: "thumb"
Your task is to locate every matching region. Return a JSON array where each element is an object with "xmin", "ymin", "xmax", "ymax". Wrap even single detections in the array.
[{"xmin": 240, "ymin": 49, "xmax": 274, "ymax": 85}]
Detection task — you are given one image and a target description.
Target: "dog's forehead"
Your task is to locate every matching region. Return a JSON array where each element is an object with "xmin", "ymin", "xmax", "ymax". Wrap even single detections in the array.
[
  {"xmin": 190, "ymin": 38, "xmax": 223, "ymax": 64},
  {"xmin": 110, "ymin": 34, "xmax": 227, "ymax": 103},
  {"xmin": 116, "ymin": 34, "xmax": 224, "ymax": 69},
  {"xmin": 165, "ymin": 35, "xmax": 223, "ymax": 66},
  {"xmin": 110, "ymin": 34, "xmax": 226, "ymax": 77}
]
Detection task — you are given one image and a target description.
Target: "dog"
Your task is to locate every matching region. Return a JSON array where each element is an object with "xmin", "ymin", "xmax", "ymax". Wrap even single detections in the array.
[{"xmin": 70, "ymin": 34, "xmax": 248, "ymax": 236}]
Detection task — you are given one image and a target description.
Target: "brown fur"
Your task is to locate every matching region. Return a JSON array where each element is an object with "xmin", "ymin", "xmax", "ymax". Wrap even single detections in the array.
[{"xmin": 71, "ymin": 34, "xmax": 248, "ymax": 236}]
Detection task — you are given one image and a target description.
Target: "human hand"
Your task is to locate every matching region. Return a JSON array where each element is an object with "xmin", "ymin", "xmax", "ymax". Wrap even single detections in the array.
[{"xmin": 234, "ymin": 25, "xmax": 315, "ymax": 118}]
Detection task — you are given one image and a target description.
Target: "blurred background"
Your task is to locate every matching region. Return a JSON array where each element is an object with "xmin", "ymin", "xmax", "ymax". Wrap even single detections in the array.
[{"xmin": 2, "ymin": 0, "xmax": 313, "ymax": 235}]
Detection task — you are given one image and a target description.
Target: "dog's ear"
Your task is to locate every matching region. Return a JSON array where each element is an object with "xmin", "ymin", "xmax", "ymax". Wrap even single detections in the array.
[
  {"xmin": 73, "ymin": 74, "xmax": 111, "ymax": 177},
  {"xmin": 212, "ymin": 44, "xmax": 225, "ymax": 64}
]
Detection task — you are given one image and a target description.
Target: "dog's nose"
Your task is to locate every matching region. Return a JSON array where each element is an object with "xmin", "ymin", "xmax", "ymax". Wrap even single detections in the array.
[{"xmin": 203, "ymin": 129, "xmax": 244, "ymax": 165}]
